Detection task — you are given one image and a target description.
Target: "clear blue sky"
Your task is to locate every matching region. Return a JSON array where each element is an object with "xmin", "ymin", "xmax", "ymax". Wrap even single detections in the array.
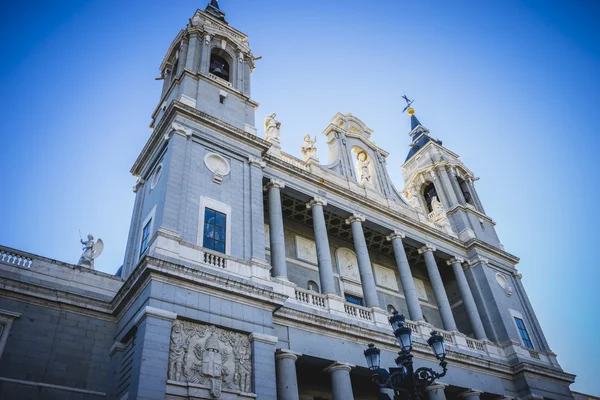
[{"xmin": 1, "ymin": 0, "xmax": 598, "ymax": 395}]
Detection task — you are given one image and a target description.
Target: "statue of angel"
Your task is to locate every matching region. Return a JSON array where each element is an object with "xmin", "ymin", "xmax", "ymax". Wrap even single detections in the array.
[
  {"xmin": 301, "ymin": 134, "xmax": 317, "ymax": 161},
  {"xmin": 78, "ymin": 234, "xmax": 103, "ymax": 269},
  {"xmin": 264, "ymin": 113, "xmax": 281, "ymax": 141}
]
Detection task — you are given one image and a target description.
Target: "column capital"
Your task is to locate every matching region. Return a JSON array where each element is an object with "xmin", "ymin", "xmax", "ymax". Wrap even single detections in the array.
[
  {"xmin": 265, "ymin": 178, "xmax": 285, "ymax": 190},
  {"xmin": 275, "ymin": 348, "xmax": 302, "ymax": 361},
  {"xmin": 446, "ymin": 256, "xmax": 465, "ymax": 266},
  {"xmin": 248, "ymin": 155, "xmax": 266, "ymax": 168},
  {"xmin": 249, "ymin": 332, "xmax": 278, "ymax": 345},
  {"xmin": 306, "ymin": 197, "xmax": 328, "ymax": 208},
  {"xmin": 386, "ymin": 230, "xmax": 406, "ymax": 241},
  {"xmin": 132, "ymin": 177, "xmax": 145, "ymax": 193},
  {"xmin": 459, "ymin": 389, "xmax": 483, "ymax": 399},
  {"xmin": 324, "ymin": 361, "xmax": 354, "ymax": 374},
  {"xmin": 468, "ymin": 256, "xmax": 489, "ymax": 267},
  {"xmin": 345, "ymin": 213, "xmax": 365, "ymax": 224},
  {"xmin": 203, "ymin": 33, "xmax": 211, "ymax": 44},
  {"xmin": 418, "ymin": 244, "xmax": 436, "ymax": 254},
  {"xmin": 423, "ymin": 382, "xmax": 448, "ymax": 392},
  {"xmin": 514, "ymin": 272, "xmax": 523, "ymax": 280}
]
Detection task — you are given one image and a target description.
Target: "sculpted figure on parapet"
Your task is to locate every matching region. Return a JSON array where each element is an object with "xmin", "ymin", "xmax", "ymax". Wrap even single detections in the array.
[
  {"xmin": 264, "ymin": 112, "xmax": 281, "ymax": 142},
  {"xmin": 301, "ymin": 134, "xmax": 317, "ymax": 161},
  {"xmin": 77, "ymin": 234, "xmax": 103, "ymax": 269}
]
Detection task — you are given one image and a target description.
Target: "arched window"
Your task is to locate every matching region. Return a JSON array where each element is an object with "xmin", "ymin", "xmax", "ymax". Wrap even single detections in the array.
[
  {"xmin": 422, "ymin": 182, "xmax": 438, "ymax": 213},
  {"xmin": 209, "ymin": 49, "xmax": 231, "ymax": 82},
  {"xmin": 456, "ymin": 177, "xmax": 473, "ymax": 205},
  {"xmin": 308, "ymin": 280, "xmax": 320, "ymax": 293}
]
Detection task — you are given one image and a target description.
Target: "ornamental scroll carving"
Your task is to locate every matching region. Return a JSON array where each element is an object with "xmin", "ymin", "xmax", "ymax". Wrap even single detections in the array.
[{"xmin": 168, "ymin": 320, "xmax": 252, "ymax": 397}]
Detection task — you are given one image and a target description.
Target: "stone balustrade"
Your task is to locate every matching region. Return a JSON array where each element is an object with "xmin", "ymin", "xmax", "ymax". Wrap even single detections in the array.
[
  {"xmin": 294, "ymin": 287, "xmax": 327, "ymax": 309},
  {"xmin": 343, "ymin": 303, "xmax": 373, "ymax": 322},
  {"xmin": 0, "ymin": 248, "xmax": 33, "ymax": 269},
  {"xmin": 202, "ymin": 249, "xmax": 227, "ymax": 268}
]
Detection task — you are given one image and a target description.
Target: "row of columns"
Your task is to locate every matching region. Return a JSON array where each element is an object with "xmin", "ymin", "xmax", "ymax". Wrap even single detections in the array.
[
  {"xmin": 275, "ymin": 349, "xmax": 484, "ymax": 400},
  {"xmin": 266, "ymin": 180, "xmax": 486, "ymax": 340}
]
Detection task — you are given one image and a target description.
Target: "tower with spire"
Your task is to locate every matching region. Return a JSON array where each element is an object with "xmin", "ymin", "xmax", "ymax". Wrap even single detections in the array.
[{"xmin": 401, "ymin": 104, "xmax": 501, "ymax": 247}]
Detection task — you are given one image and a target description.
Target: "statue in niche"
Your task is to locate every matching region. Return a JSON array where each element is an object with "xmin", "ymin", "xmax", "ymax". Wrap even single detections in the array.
[
  {"xmin": 264, "ymin": 113, "xmax": 281, "ymax": 142},
  {"xmin": 78, "ymin": 234, "xmax": 103, "ymax": 269},
  {"xmin": 407, "ymin": 184, "xmax": 424, "ymax": 213},
  {"xmin": 301, "ymin": 134, "xmax": 318, "ymax": 162},
  {"xmin": 168, "ymin": 321, "xmax": 187, "ymax": 382},
  {"xmin": 233, "ymin": 339, "xmax": 252, "ymax": 392},
  {"xmin": 356, "ymin": 151, "xmax": 372, "ymax": 185}
]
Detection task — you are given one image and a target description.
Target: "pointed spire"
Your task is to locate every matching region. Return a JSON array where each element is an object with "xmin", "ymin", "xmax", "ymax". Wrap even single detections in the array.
[
  {"xmin": 404, "ymin": 105, "xmax": 442, "ymax": 162},
  {"xmin": 206, "ymin": 0, "xmax": 226, "ymax": 21},
  {"xmin": 408, "ymin": 107, "xmax": 422, "ymax": 131}
]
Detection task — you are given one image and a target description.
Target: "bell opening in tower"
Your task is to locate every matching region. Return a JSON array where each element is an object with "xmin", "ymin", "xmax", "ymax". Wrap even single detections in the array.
[
  {"xmin": 209, "ymin": 49, "xmax": 231, "ymax": 82},
  {"xmin": 456, "ymin": 176, "xmax": 474, "ymax": 206},
  {"xmin": 423, "ymin": 182, "xmax": 438, "ymax": 214}
]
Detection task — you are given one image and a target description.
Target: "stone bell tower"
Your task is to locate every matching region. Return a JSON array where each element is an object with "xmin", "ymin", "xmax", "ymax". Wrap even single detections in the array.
[
  {"xmin": 401, "ymin": 106, "xmax": 502, "ymax": 247},
  {"xmin": 121, "ymin": 1, "xmax": 267, "ymax": 279}
]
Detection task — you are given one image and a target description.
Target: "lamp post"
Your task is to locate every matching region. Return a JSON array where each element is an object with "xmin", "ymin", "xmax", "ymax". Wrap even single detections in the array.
[{"xmin": 363, "ymin": 311, "xmax": 448, "ymax": 399}]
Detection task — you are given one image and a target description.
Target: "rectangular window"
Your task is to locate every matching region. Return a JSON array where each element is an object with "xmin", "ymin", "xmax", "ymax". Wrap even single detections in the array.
[
  {"xmin": 345, "ymin": 294, "xmax": 363, "ymax": 306},
  {"xmin": 514, "ymin": 317, "xmax": 534, "ymax": 349},
  {"xmin": 139, "ymin": 219, "xmax": 152, "ymax": 258},
  {"xmin": 203, "ymin": 208, "xmax": 227, "ymax": 253}
]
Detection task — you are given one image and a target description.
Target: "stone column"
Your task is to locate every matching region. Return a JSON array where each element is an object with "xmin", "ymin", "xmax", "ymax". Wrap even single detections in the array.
[
  {"xmin": 267, "ymin": 179, "xmax": 287, "ymax": 280},
  {"xmin": 467, "ymin": 178, "xmax": 486, "ymax": 214},
  {"xmin": 430, "ymin": 170, "xmax": 451, "ymax": 210},
  {"xmin": 200, "ymin": 33, "xmax": 212, "ymax": 74},
  {"xmin": 325, "ymin": 362, "xmax": 354, "ymax": 400},
  {"xmin": 185, "ymin": 33, "xmax": 200, "ymax": 72},
  {"xmin": 438, "ymin": 166, "xmax": 460, "ymax": 208},
  {"xmin": 345, "ymin": 214, "xmax": 379, "ymax": 308},
  {"xmin": 448, "ymin": 257, "xmax": 487, "ymax": 340},
  {"xmin": 177, "ymin": 38, "xmax": 188, "ymax": 76},
  {"xmin": 249, "ymin": 333, "xmax": 278, "ymax": 400},
  {"xmin": 448, "ymin": 167, "xmax": 466, "ymax": 206},
  {"xmin": 307, "ymin": 197, "xmax": 336, "ymax": 295},
  {"xmin": 236, "ymin": 50, "xmax": 244, "ymax": 92},
  {"xmin": 425, "ymin": 383, "xmax": 447, "ymax": 400},
  {"xmin": 419, "ymin": 245, "xmax": 457, "ymax": 331},
  {"xmin": 387, "ymin": 231, "xmax": 423, "ymax": 321},
  {"xmin": 249, "ymin": 157, "xmax": 266, "ymax": 261},
  {"xmin": 459, "ymin": 389, "xmax": 483, "ymax": 400},
  {"xmin": 275, "ymin": 350, "xmax": 301, "ymax": 400}
]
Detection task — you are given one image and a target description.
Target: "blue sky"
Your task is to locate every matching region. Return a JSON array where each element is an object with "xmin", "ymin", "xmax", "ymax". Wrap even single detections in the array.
[{"xmin": 1, "ymin": 0, "xmax": 599, "ymax": 395}]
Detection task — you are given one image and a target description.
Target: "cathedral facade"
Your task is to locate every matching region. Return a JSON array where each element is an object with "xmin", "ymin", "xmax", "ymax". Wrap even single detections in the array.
[{"xmin": 0, "ymin": 3, "xmax": 578, "ymax": 400}]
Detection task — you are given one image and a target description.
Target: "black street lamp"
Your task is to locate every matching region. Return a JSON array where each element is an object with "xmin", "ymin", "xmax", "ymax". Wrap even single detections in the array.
[{"xmin": 363, "ymin": 311, "xmax": 448, "ymax": 400}]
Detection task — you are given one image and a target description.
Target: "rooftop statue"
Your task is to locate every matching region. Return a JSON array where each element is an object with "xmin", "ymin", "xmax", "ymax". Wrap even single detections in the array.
[
  {"xmin": 78, "ymin": 234, "xmax": 103, "ymax": 269},
  {"xmin": 264, "ymin": 113, "xmax": 281, "ymax": 142},
  {"xmin": 301, "ymin": 134, "xmax": 317, "ymax": 162}
]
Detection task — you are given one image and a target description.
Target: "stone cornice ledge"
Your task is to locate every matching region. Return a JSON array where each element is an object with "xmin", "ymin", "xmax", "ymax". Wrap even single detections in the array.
[
  {"xmin": 249, "ymin": 332, "xmax": 278, "ymax": 345},
  {"xmin": 133, "ymin": 306, "xmax": 177, "ymax": 326},
  {"xmin": 133, "ymin": 101, "xmax": 270, "ymax": 176}
]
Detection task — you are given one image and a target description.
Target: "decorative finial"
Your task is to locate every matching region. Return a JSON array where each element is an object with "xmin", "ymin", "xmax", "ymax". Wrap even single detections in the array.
[{"xmin": 401, "ymin": 94, "xmax": 414, "ymax": 114}]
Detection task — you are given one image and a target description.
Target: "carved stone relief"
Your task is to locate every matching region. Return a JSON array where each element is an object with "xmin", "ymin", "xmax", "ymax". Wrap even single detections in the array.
[
  {"xmin": 336, "ymin": 248, "xmax": 360, "ymax": 282},
  {"xmin": 495, "ymin": 273, "xmax": 513, "ymax": 297},
  {"xmin": 295, "ymin": 236, "xmax": 317, "ymax": 264},
  {"xmin": 168, "ymin": 320, "xmax": 252, "ymax": 397},
  {"xmin": 374, "ymin": 264, "xmax": 399, "ymax": 291}
]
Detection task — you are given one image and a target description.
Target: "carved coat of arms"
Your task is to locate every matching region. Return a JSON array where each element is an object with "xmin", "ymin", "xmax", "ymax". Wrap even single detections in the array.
[{"xmin": 168, "ymin": 320, "xmax": 252, "ymax": 397}]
